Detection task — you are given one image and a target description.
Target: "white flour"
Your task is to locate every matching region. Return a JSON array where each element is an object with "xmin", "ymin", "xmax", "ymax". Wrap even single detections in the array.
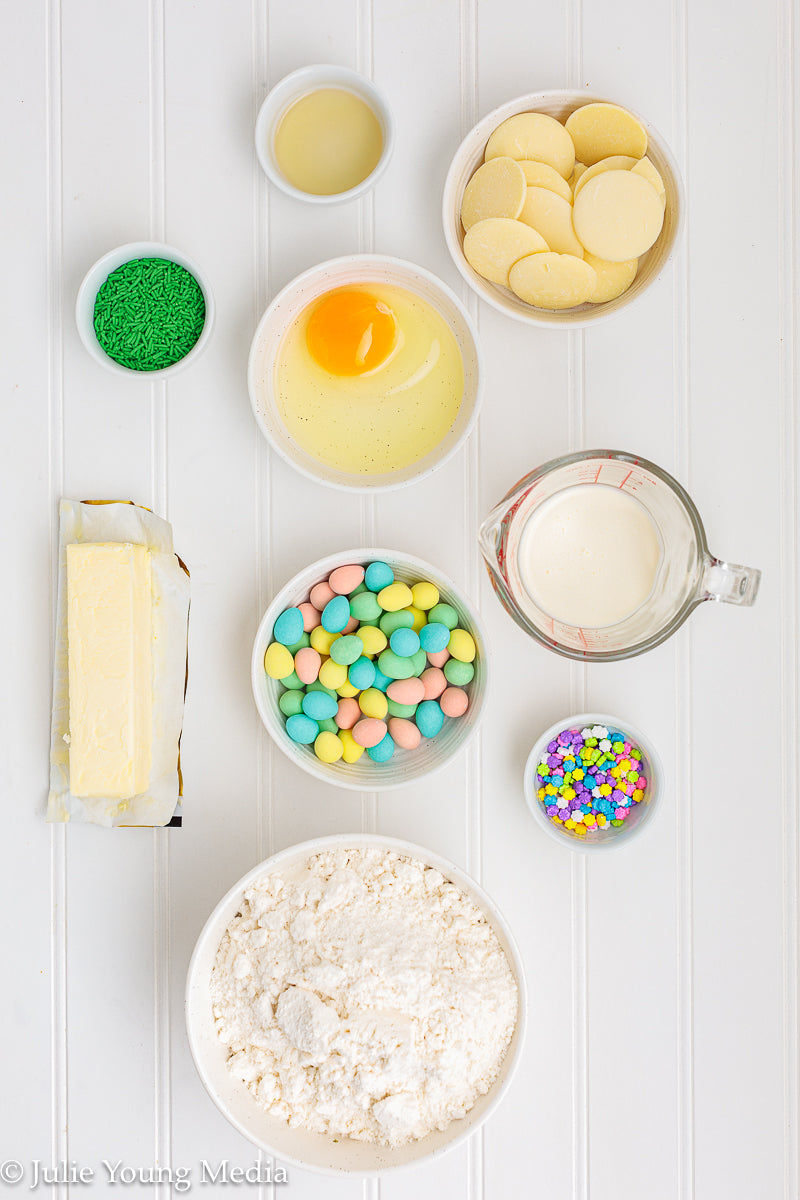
[{"xmin": 210, "ymin": 846, "xmax": 518, "ymax": 1147}]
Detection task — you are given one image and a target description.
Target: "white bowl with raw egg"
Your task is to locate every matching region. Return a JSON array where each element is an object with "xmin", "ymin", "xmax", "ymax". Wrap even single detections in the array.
[
  {"xmin": 443, "ymin": 90, "xmax": 684, "ymax": 326},
  {"xmin": 247, "ymin": 255, "xmax": 483, "ymax": 492}
]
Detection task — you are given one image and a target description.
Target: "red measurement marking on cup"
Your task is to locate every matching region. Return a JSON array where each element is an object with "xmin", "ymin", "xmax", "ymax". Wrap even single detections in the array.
[
  {"xmin": 618, "ymin": 470, "xmax": 633, "ymax": 488},
  {"xmin": 578, "ymin": 627, "xmax": 588, "ymax": 647},
  {"xmin": 593, "ymin": 464, "xmax": 602, "ymax": 482}
]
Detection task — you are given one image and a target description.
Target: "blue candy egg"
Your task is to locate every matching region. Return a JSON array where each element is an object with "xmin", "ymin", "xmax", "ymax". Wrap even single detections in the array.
[
  {"xmin": 302, "ymin": 690, "xmax": 338, "ymax": 721},
  {"xmin": 285, "ymin": 713, "xmax": 319, "ymax": 744},
  {"xmin": 367, "ymin": 731, "xmax": 395, "ymax": 762},
  {"xmin": 273, "ymin": 606, "xmax": 304, "ymax": 647},
  {"xmin": 348, "ymin": 656, "xmax": 376, "ymax": 691},
  {"xmin": 418, "ymin": 621, "xmax": 450, "ymax": 654},
  {"xmin": 371, "ymin": 665, "xmax": 392, "ymax": 692},
  {"xmin": 389, "ymin": 627, "xmax": 420, "ymax": 658},
  {"xmin": 364, "ymin": 560, "xmax": 394, "ymax": 592},
  {"xmin": 416, "ymin": 700, "xmax": 444, "ymax": 738},
  {"xmin": 321, "ymin": 594, "xmax": 351, "ymax": 633}
]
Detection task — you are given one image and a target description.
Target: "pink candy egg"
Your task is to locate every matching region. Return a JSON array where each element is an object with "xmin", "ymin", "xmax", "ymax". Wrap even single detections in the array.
[
  {"xmin": 388, "ymin": 717, "xmax": 421, "ymax": 749},
  {"xmin": 352, "ymin": 717, "xmax": 388, "ymax": 748},
  {"xmin": 427, "ymin": 648, "xmax": 450, "ymax": 668},
  {"xmin": 343, "ymin": 615, "xmax": 360, "ymax": 634},
  {"xmin": 335, "ymin": 698, "xmax": 361, "ymax": 730},
  {"xmin": 420, "ymin": 666, "xmax": 447, "ymax": 700},
  {"xmin": 298, "ymin": 601, "xmax": 321, "ymax": 633},
  {"xmin": 294, "ymin": 647, "xmax": 321, "ymax": 685},
  {"xmin": 440, "ymin": 686, "xmax": 469, "ymax": 718},
  {"xmin": 309, "ymin": 580, "xmax": 336, "ymax": 610},
  {"xmin": 329, "ymin": 564, "xmax": 365, "ymax": 595},
  {"xmin": 387, "ymin": 677, "xmax": 425, "ymax": 705}
]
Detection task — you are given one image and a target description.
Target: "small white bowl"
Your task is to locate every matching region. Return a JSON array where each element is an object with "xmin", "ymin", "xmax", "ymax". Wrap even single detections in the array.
[
  {"xmin": 255, "ymin": 64, "xmax": 394, "ymax": 204},
  {"xmin": 75, "ymin": 241, "xmax": 215, "ymax": 379},
  {"xmin": 523, "ymin": 713, "xmax": 663, "ymax": 852},
  {"xmin": 252, "ymin": 548, "xmax": 489, "ymax": 790},
  {"xmin": 185, "ymin": 833, "xmax": 527, "ymax": 1176},
  {"xmin": 248, "ymin": 254, "xmax": 483, "ymax": 492},
  {"xmin": 443, "ymin": 90, "xmax": 685, "ymax": 327}
]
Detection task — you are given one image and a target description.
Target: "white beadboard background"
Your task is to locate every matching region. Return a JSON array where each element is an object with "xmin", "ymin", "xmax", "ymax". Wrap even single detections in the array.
[{"xmin": 2, "ymin": 0, "xmax": 797, "ymax": 1197}]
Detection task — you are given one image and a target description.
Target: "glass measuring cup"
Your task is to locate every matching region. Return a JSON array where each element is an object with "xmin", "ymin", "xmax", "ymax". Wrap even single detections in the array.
[{"xmin": 478, "ymin": 449, "xmax": 761, "ymax": 661}]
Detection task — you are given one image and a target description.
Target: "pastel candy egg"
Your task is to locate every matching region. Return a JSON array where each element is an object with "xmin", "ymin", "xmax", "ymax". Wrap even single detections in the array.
[
  {"xmin": 350, "ymin": 591, "xmax": 381, "ymax": 623},
  {"xmin": 377, "ymin": 581, "xmax": 414, "ymax": 612},
  {"xmin": 367, "ymin": 731, "xmax": 395, "ymax": 762},
  {"xmin": 386, "ymin": 699, "xmax": 418, "ymax": 719},
  {"xmin": 378, "ymin": 648, "xmax": 416, "ymax": 680},
  {"xmin": 348, "ymin": 656, "xmax": 376, "ymax": 691},
  {"xmin": 379, "ymin": 609, "xmax": 414, "ymax": 636},
  {"xmin": 416, "ymin": 700, "xmax": 445, "ymax": 738},
  {"xmin": 428, "ymin": 602, "xmax": 459, "ymax": 630},
  {"xmin": 444, "ymin": 658, "xmax": 475, "ymax": 686},
  {"xmin": 427, "ymin": 648, "xmax": 450, "ymax": 668},
  {"xmin": 281, "ymin": 669, "xmax": 303, "ymax": 691},
  {"xmin": 321, "ymin": 595, "xmax": 351, "ymax": 633},
  {"xmin": 298, "ymin": 601, "xmax": 321, "ymax": 632},
  {"xmin": 352, "ymin": 717, "xmax": 388, "ymax": 748},
  {"xmin": 419, "ymin": 622, "xmax": 450, "ymax": 654},
  {"xmin": 310, "ymin": 626, "xmax": 338, "ymax": 655},
  {"xmin": 420, "ymin": 666, "xmax": 447, "ymax": 700},
  {"xmin": 440, "ymin": 686, "xmax": 469, "ymax": 718},
  {"xmin": 302, "ymin": 690, "xmax": 338, "ymax": 721},
  {"xmin": 285, "ymin": 713, "xmax": 319, "ymax": 744},
  {"xmin": 411, "ymin": 581, "xmax": 439, "ymax": 610},
  {"xmin": 330, "ymin": 634, "xmax": 364, "ymax": 666},
  {"xmin": 359, "ymin": 688, "xmax": 389, "ymax": 720},
  {"xmin": 318, "ymin": 717, "xmax": 338, "ymax": 734},
  {"xmin": 448, "ymin": 628, "xmax": 476, "ymax": 663},
  {"xmin": 372, "ymin": 665, "xmax": 392, "ymax": 692},
  {"xmin": 407, "ymin": 604, "xmax": 427, "ymax": 633},
  {"xmin": 314, "ymin": 730, "xmax": 344, "ymax": 763},
  {"xmin": 309, "ymin": 580, "xmax": 336, "ymax": 610},
  {"xmin": 329, "ymin": 564, "xmax": 365, "ymax": 595},
  {"xmin": 343, "ymin": 615, "xmax": 360, "ymax": 634},
  {"xmin": 273, "ymin": 607, "xmax": 304, "ymax": 646},
  {"xmin": 387, "ymin": 677, "xmax": 425, "ymax": 705},
  {"xmin": 306, "ymin": 681, "xmax": 337, "ymax": 699},
  {"xmin": 339, "ymin": 728, "xmax": 365, "ymax": 763},
  {"xmin": 264, "ymin": 642, "xmax": 294, "ymax": 679},
  {"xmin": 364, "ymin": 560, "xmax": 394, "ymax": 592},
  {"xmin": 318, "ymin": 659, "xmax": 348, "ymax": 690},
  {"xmin": 285, "ymin": 631, "xmax": 311, "ymax": 654},
  {"xmin": 349, "ymin": 581, "xmax": 367, "ymax": 597},
  {"xmin": 390, "ymin": 627, "xmax": 420, "ymax": 657},
  {"xmin": 411, "ymin": 648, "xmax": 428, "ymax": 676},
  {"xmin": 388, "ymin": 717, "xmax": 421, "ymax": 750},
  {"xmin": 278, "ymin": 689, "xmax": 305, "ymax": 717},
  {"xmin": 294, "ymin": 646, "xmax": 322, "ymax": 685},
  {"xmin": 335, "ymin": 697, "xmax": 361, "ymax": 729},
  {"xmin": 336, "ymin": 681, "xmax": 359, "ymax": 698},
  {"xmin": 359, "ymin": 626, "xmax": 387, "ymax": 657}
]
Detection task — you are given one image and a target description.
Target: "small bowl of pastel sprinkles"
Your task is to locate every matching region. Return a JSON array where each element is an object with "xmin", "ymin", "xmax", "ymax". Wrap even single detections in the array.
[
  {"xmin": 251, "ymin": 549, "xmax": 488, "ymax": 789},
  {"xmin": 75, "ymin": 241, "xmax": 214, "ymax": 379},
  {"xmin": 523, "ymin": 713, "xmax": 662, "ymax": 851}
]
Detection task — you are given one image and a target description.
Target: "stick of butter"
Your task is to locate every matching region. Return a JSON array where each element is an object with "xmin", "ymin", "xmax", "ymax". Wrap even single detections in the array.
[{"xmin": 66, "ymin": 542, "xmax": 153, "ymax": 800}]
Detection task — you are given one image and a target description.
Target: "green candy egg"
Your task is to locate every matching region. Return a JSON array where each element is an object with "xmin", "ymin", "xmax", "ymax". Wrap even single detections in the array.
[
  {"xmin": 278, "ymin": 689, "xmax": 305, "ymax": 717},
  {"xmin": 444, "ymin": 658, "xmax": 474, "ymax": 686},
  {"xmin": 378, "ymin": 648, "xmax": 416, "ymax": 680},
  {"xmin": 386, "ymin": 698, "xmax": 418, "ymax": 719},
  {"xmin": 318, "ymin": 717, "xmax": 339, "ymax": 734},
  {"xmin": 306, "ymin": 680, "xmax": 338, "ymax": 700},
  {"xmin": 350, "ymin": 591, "xmax": 381, "ymax": 622},
  {"xmin": 428, "ymin": 602, "xmax": 459, "ymax": 630},
  {"xmin": 285, "ymin": 631, "xmax": 311, "ymax": 654},
  {"xmin": 281, "ymin": 669, "xmax": 304, "ymax": 690},
  {"xmin": 330, "ymin": 634, "xmax": 364, "ymax": 666},
  {"xmin": 379, "ymin": 609, "xmax": 415, "ymax": 636},
  {"xmin": 411, "ymin": 648, "xmax": 428, "ymax": 676},
  {"xmin": 348, "ymin": 581, "xmax": 367, "ymax": 597}
]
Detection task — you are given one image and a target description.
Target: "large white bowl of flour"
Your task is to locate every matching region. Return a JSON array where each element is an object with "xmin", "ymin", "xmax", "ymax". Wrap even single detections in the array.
[{"xmin": 186, "ymin": 834, "xmax": 527, "ymax": 1175}]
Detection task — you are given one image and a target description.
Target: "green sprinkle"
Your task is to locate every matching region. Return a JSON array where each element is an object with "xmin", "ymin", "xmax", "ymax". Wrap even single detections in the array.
[{"xmin": 93, "ymin": 257, "xmax": 206, "ymax": 371}]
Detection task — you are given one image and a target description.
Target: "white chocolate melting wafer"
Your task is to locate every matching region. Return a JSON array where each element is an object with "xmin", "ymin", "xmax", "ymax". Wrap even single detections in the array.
[
  {"xmin": 572, "ymin": 170, "xmax": 664, "ymax": 261},
  {"xmin": 460, "ymin": 156, "xmax": 526, "ymax": 230},
  {"xmin": 485, "ymin": 112, "xmax": 575, "ymax": 179},
  {"xmin": 463, "ymin": 218, "xmax": 548, "ymax": 286},
  {"xmin": 583, "ymin": 253, "xmax": 638, "ymax": 303},
  {"xmin": 631, "ymin": 155, "xmax": 665, "ymax": 205},
  {"xmin": 519, "ymin": 187, "xmax": 584, "ymax": 258},
  {"xmin": 518, "ymin": 160, "xmax": 573, "ymax": 203},
  {"xmin": 509, "ymin": 252, "xmax": 597, "ymax": 309},
  {"xmin": 565, "ymin": 102, "xmax": 647, "ymax": 167},
  {"xmin": 573, "ymin": 155, "xmax": 638, "ymax": 199}
]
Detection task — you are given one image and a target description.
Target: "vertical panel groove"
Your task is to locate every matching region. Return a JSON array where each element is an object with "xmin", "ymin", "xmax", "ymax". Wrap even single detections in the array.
[
  {"xmin": 46, "ymin": 0, "xmax": 68, "ymax": 1193},
  {"xmin": 778, "ymin": 0, "xmax": 799, "ymax": 1194},
  {"xmin": 671, "ymin": 0, "xmax": 694, "ymax": 1195}
]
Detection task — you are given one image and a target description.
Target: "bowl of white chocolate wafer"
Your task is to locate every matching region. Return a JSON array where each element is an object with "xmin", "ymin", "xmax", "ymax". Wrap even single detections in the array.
[{"xmin": 443, "ymin": 90, "xmax": 684, "ymax": 326}]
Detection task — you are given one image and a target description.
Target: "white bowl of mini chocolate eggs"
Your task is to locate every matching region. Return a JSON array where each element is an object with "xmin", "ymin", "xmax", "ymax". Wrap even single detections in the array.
[
  {"xmin": 443, "ymin": 90, "xmax": 685, "ymax": 326},
  {"xmin": 252, "ymin": 549, "xmax": 488, "ymax": 789}
]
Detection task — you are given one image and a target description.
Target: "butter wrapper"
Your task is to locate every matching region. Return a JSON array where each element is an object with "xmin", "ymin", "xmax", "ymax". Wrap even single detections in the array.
[{"xmin": 47, "ymin": 499, "xmax": 190, "ymax": 828}]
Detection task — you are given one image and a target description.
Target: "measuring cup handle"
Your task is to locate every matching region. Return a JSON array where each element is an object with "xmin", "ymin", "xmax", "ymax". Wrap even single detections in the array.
[{"xmin": 701, "ymin": 556, "xmax": 761, "ymax": 606}]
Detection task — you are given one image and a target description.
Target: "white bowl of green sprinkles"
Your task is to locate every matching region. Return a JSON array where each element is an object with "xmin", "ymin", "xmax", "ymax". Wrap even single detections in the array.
[{"xmin": 75, "ymin": 241, "xmax": 215, "ymax": 380}]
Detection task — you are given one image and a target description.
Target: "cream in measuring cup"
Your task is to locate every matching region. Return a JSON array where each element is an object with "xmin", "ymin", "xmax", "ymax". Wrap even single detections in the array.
[
  {"xmin": 517, "ymin": 484, "xmax": 662, "ymax": 628},
  {"xmin": 479, "ymin": 450, "xmax": 761, "ymax": 662}
]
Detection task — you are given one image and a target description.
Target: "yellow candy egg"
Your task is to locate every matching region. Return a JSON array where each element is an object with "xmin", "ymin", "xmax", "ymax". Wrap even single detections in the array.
[
  {"xmin": 314, "ymin": 731, "xmax": 344, "ymax": 763},
  {"xmin": 359, "ymin": 625, "xmax": 388, "ymax": 656},
  {"xmin": 411, "ymin": 581, "xmax": 439, "ymax": 610},
  {"xmin": 447, "ymin": 628, "xmax": 477, "ymax": 663},
  {"xmin": 310, "ymin": 626, "xmax": 339, "ymax": 655},
  {"xmin": 359, "ymin": 687, "xmax": 389, "ymax": 720},
  {"xmin": 406, "ymin": 604, "xmax": 427, "ymax": 633},
  {"xmin": 264, "ymin": 641, "xmax": 294, "ymax": 679},
  {"xmin": 319, "ymin": 658, "xmax": 348, "ymax": 689},
  {"xmin": 338, "ymin": 728, "xmax": 365, "ymax": 763},
  {"xmin": 377, "ymin": 581, "xmax": 413, "ymax": 612},
  {"xmin": 336, "ymin": 681, "xmax": 359, "ymax": 698}
]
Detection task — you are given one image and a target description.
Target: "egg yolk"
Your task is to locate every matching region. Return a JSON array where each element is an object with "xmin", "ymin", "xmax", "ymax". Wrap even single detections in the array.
[{"xmin": 306, "ymin": 290, "xmax": 397, "ymax": 376}]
